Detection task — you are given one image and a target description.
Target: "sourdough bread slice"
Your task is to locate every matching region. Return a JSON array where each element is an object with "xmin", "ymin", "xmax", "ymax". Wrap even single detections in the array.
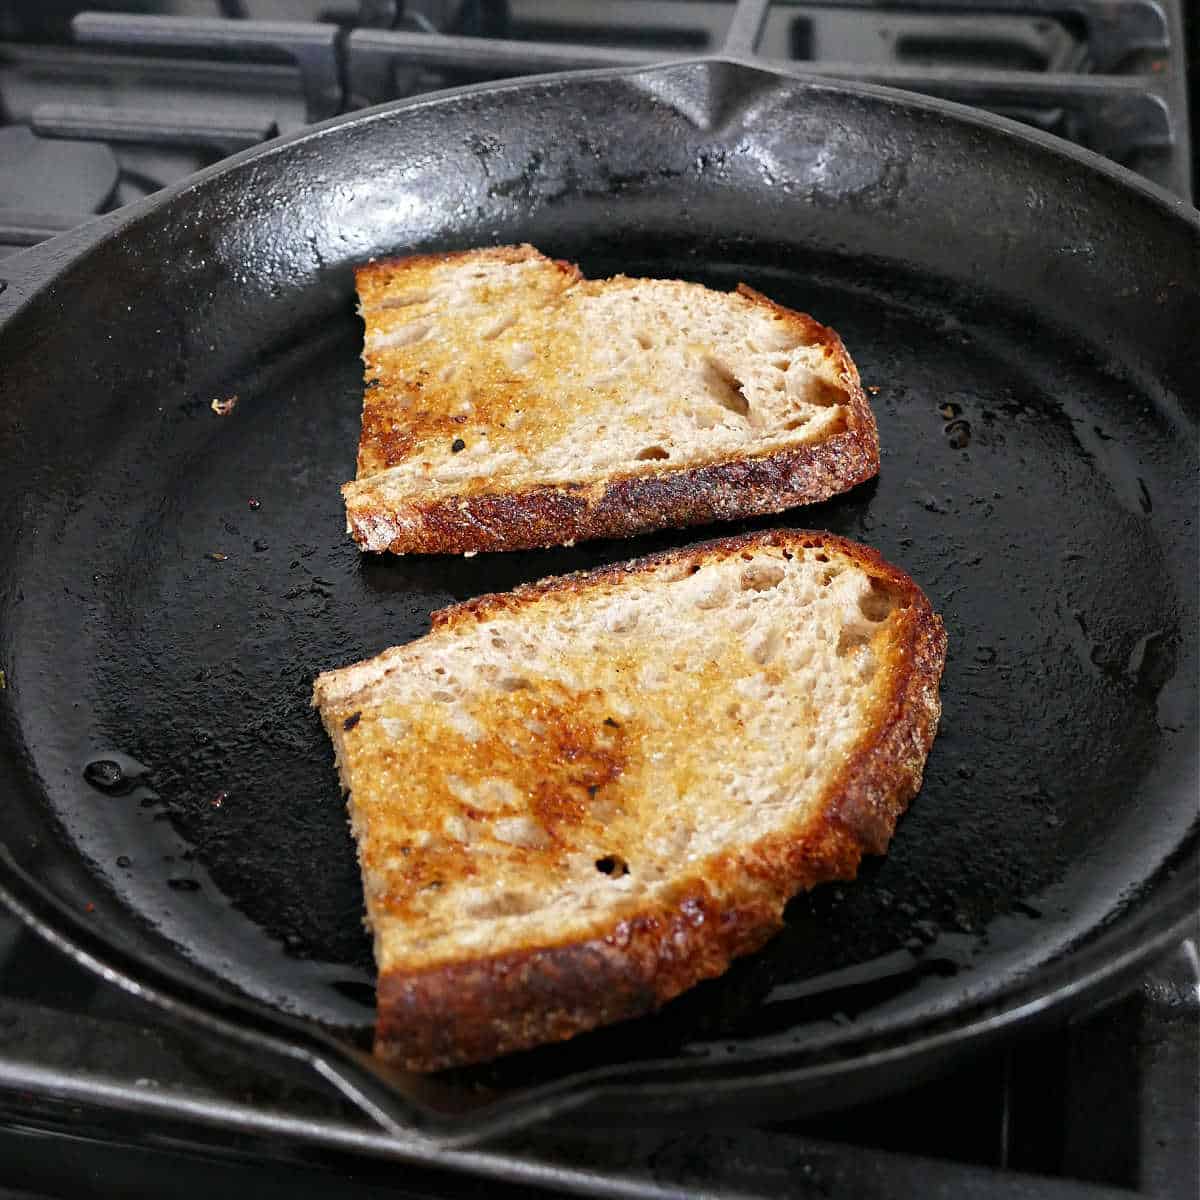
[
  {"xmin": 345, "ymin": 246, "xmax": 879, "ymax": 554},
  {"xmin": 313, "ymin": 530, "xmax": 945, "ymax": 1071}
]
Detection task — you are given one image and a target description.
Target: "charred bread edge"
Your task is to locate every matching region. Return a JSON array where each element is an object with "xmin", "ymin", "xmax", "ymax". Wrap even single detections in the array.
[{"xmin": 319, "ymin": 529, "xmax": 945, "ymax": 1071}]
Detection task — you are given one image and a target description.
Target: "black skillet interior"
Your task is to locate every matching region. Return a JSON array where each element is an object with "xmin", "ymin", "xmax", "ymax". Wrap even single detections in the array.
[{"xmin": 0, "ymin": 60, "xmax": 1196, "ymax": 1126}]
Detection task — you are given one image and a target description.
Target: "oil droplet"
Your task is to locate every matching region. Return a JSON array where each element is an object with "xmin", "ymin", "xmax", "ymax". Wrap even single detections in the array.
[
  {"xmin": 84, "ymin": 760, "xmax": 124, "ymax": 791},
  {"xmin": 248, "ymin": 497, "xmax": 261, "ymax": 510},
  {"xmin": 211, "ymin": 790, "xmax": 228, "ymax": 809},
  {"xmin": 83, "ymin": 752, "xmax": 150, "ymax": 796}
]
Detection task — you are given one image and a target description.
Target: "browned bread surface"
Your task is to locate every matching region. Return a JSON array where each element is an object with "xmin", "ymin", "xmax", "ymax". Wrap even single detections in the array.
[
  {"xmin": 345, "ymin": 245, "xmax": 879, "ymax": 554},
  {"xmin": 312, "ymin": 530, "xmax": 946, "ymax": 1070}
]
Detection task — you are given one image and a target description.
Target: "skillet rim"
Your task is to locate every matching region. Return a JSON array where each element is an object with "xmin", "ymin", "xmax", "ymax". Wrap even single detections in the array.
[{"xmin": 0, "ymin": 54, "xmax": 1196, "ymax": 316}]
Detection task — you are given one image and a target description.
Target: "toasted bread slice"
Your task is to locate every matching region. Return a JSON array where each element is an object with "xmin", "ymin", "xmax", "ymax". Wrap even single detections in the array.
[
  {"xmin": 313, "ymin": 530, "xmax": 945, "ymax": 1071},
  {"xmin": 344, "ymin": 246, "xmax": 879, "ymax": 554}
]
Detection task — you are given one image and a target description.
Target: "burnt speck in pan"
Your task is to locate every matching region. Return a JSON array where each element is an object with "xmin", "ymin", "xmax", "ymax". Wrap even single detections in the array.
[
  {"xmin": 451, "ymin": 438, "xmax": 466, "ymax": 453},
  {"xmin": 207, "ymin": 551, "xmax": 228, "ymax": 562},
  {"xmin": 253, "ymin": 539, "xmax": 269, "ymax": 552},
  {"xmin": 945, "ymin": 419, "xmax": 971, "ymax": 449},
  {"xmin": 167, "ymin": 878, "xmax": 201, "ymax": 892},
  {"xmin": 116, "ymin": 855, "xmax": 132, "ymax": 869},
  {"xmin": 344, "ymin": 711, "xmax": 362, "ymax": 732}
]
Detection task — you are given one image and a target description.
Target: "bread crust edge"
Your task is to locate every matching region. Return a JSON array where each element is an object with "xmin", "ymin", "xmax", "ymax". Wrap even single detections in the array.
[{"xmin": 361, "ymin": 529, "xmax": 946, "ymax": 1071}]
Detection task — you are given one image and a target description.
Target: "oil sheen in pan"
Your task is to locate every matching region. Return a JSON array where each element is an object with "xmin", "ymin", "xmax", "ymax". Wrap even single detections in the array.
[{"xmin": 36, "ymin": 257, "xmax": 1193, "ymax": 1073}]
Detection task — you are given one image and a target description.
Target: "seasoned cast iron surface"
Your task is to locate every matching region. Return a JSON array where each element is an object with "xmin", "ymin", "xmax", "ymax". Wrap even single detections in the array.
[
  {"xmin": 9, "ymin": 252, "xmax": 1196, "ymax": 1054},
  {"xmin": 0, "ymin": 65, "xmax": 1194, "ymax": 1095}
]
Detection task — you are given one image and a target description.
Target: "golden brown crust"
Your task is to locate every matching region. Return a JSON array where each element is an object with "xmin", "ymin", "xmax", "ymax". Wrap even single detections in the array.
[
  {"xmin": 376, "ymin": 879, "xmax": 786, "ymax": 1072},
  {"xmin": 345, "ymin": 250, "xmax": 880, "ymax": 555},
  {"xmin": 344, "ymin": 430, "xmax": 878, "ymax": 556},
  {"xmin": 361, "ymin": 530, "xmax": 945, "ymax": 1071},
  {"xmin": 354, "ymin": 243, "xmax": 577, "ymax": 295}
]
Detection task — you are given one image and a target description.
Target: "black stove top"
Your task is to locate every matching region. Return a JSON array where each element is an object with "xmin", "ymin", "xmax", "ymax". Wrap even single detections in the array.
[{"xmin": 0, "ymin": 3, "xmax": 1196, "ymax": 1197}]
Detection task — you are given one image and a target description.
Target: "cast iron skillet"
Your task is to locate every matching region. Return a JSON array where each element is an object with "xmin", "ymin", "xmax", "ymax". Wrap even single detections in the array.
[{"xmin": 0, "ymin": 59, "xmax": 1196, "ymax": 1143}]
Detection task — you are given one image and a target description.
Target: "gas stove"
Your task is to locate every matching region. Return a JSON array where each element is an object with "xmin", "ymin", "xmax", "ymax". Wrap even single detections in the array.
[{"xmin": 0, "ymin": 3, "xmax": 1196, "ymax": 1197}]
